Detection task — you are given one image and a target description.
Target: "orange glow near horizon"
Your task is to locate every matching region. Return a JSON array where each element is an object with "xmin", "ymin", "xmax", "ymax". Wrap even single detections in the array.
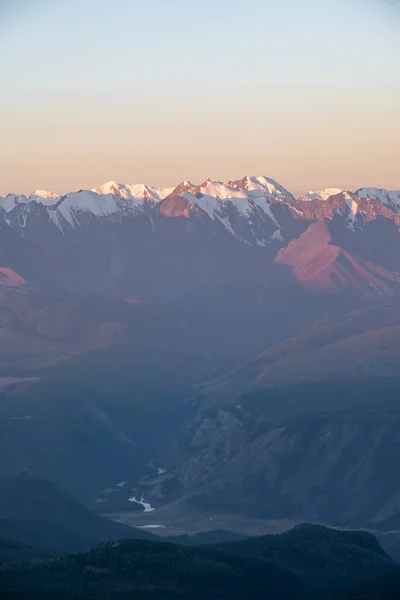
[{"xmin": 1, "ymin": 0, "xmax": 399, "ymax": 196}]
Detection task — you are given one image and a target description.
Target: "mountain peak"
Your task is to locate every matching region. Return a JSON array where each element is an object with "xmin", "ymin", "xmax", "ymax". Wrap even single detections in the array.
[
  {"xmin": 169, "ymin": 181, "xmax": 196, "ymax": 197},
  {"xmin": 2, "ymin": 178, "xmax": 399, "ymax": 244},
  {"xmin": 180, "ymin": 180, "xmax": 195, "ymax": 187},
  {"xmin": 299, "ymin": 188, "xmax": 344, "ymax": 202},
  {"xmin": 93, "ymin": 180, "xmax": 121, "ymax": 194},
  {"xmin": 228, "ymin": 175, "xmax": 294, "ymax": 200},
  {"xmin": 31, "ymin": 189, "xmax": 59, "ymax": 201}
]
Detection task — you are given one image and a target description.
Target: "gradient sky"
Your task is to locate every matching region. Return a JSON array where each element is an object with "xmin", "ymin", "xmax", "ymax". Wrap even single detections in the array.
[{"xmin": 1, "ymin": 0, "xmax": 399, "ymax": 196}]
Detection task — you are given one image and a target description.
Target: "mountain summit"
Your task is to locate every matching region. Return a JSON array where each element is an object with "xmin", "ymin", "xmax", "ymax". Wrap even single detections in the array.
[{"xmin": 0, "ymin": 176, "xmax": 399, "ymax": 301}]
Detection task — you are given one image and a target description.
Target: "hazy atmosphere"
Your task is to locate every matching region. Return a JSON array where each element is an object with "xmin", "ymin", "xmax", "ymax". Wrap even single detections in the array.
[{"xmin": 2, "ymin": 2, "xmax": 400, "ymax": 599}]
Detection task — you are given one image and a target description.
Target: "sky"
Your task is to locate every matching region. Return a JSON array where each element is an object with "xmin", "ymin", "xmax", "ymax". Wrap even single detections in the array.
[{"xmin": 0, "ymin": 0, "xmax": 399, "ymax": 196}]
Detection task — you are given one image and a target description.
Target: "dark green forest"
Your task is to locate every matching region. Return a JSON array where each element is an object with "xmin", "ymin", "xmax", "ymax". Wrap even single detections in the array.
[{"xmin": 1, "ymin": 524, "xmax": 400, "ymax": 600}]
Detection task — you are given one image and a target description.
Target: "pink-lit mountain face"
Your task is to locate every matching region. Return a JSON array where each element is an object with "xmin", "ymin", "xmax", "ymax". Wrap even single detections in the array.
[
  {"xmin": 1, "ymin": 177, "xmax": 400, "ymax": 299},
  {"xmin": 0, "ymin": 176, "xmax": 400, "ymax": 373}
]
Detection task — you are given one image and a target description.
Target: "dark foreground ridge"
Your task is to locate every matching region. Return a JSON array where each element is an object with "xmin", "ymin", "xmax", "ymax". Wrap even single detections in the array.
[{"xmin": 0, "ymin": 521, "xmax": 398, "ymax": 599}]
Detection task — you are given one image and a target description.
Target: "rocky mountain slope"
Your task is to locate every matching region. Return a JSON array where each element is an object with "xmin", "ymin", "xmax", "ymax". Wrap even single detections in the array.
[
  {"xmin": 202, "ymin": 301, "xmax": 400, "ymax": 400},
  {"xmin": 147, "ymin": 378, "xmax": 400, "ymax": 527},
  {"xmin": 276, "ymin": 221, "xmax": 400, "ymax": 296}
]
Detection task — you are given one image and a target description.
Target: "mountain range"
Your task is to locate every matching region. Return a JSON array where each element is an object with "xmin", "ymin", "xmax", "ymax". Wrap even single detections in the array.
[
  {"xmin": 0, "ymin": 175, "xmax": 400, "ymax": 374},
  {"xmin": 1, "ymin": 176, "xmax": 400, "ymax": 301},
  {"xmin": 2, "ymin": 175, "xmax": 400, "ymax": 547}
]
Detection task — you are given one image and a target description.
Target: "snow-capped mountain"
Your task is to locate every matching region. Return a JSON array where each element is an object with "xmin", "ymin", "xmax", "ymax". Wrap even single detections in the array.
[
  {"xmin": 1, "ymin": 175, "xmax": 400, "ymax": 301},
  {"xmin": 1, "ymin": 185, "xmax": 169, "ymax": 236},
  {"xmin": 92, "ymin": 181, "xmax": 173, "ymax": 202},
  {"xmin": 355, "ymin": 187, "xmax": 400, "ymax": 212},
  {"xmin": 158, "ymin": 176, "xmax": 297, "ymax": 246},
  {"xmin": 1, "ymin": 176, "xmax": 299, "ymax": 244},
  {"xmin": 299, "ymin": 188, "xmax": 343, "ymax": 202},
  {"xmin": 0, "ymin": 191, "xmax": 60, "ymax": 213},
  {"xmin": 30, "ymin": 190, "xmax": 60, "ymax": 201},
  {"xmin": 54, "ymin": 188, "xmax": 157, "ymax": 229},
  {"xmin": 228, "ymin": 175, "xmax": 295, "ymax": 199},
  {"xmin": 2, "ymin": 177, "xmax": 399, "ymax": 243},
  {"xmin": 0, "ymin": 194, "xmax": 36, "ymax": 214}
]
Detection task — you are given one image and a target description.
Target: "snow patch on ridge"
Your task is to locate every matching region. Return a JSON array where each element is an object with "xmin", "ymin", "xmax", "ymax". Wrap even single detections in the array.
[
  {"xmin": 300, "ymin": 188, "xmax": 343, "ymax": 202},
  {"xmin": 0, "ymin": 195, "xmax": 31, "ymax": 213},
  {"xmin": 30, "ymin": 190, "xmax": 60, "ymax": 202},
  {"xmin": 92, "ymin": 181, "xmax": 173, "ymax": 203},
  {"xmin": 2, "ymin": 178, "xmax": 399, "ymax": 244},
  {"xmin": 0, "ymin": 192, "xmax": 59, "ymax": 213},
  {"xmin": 180, "ymin": 177, "xmax": 288, "ymax": 244},
  {"xmin": 344, "ymin": 193, "xmax": 358, "ymax": 230},
  {"xmin": 56, "ymin": 191, "xmax": 119, "ymax": 226},
  {"xmin": 356, "ymin": 187, "xmax": 400, "ymax": 212},
  {"xmin": 229, "ymin": 175, "xmax": 294, "ymax": 200}
]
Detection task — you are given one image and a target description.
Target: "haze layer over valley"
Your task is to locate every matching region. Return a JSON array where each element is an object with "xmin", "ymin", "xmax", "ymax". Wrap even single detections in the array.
[{"xmin": 1, "ymin": 175, "xmax": 400, "ymax": 541}]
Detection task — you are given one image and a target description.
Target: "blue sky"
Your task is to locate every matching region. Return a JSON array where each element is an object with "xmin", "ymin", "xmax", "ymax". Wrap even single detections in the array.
[{"xmin": 1, "ymin": 0, "xmax": 399, "ymax": 195}]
